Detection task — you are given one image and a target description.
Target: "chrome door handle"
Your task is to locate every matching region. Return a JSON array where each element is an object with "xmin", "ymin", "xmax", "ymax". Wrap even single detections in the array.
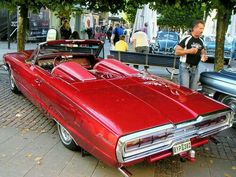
[{"xmin": 35, "ymin": 78, "xmax": 42, "ymax": 85}]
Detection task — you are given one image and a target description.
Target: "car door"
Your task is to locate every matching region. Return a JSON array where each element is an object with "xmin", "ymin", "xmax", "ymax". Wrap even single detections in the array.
[
  {"xmin": 8, "ymin": 57, "xmax": 42, "ymax": 106},
  {"xmin": 31, "ymin": 65, "xmax": 78, "ymax": 124}
]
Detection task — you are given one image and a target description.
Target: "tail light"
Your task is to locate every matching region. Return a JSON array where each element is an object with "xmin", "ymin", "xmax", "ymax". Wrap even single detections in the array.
[
  {"xmin": 116, "ymin": 110, "xmax": 233, "ymax": 164},
  {"xmin": 195, "ymin": 115, "xmax": 227, "ymax": 129},
  {"xmin": 124, "ymin": 127, "xmax": 174, "ymax": 152}
]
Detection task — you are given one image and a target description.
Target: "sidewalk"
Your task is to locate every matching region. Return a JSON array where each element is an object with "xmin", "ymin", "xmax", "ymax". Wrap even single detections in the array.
[{"xmin": 0, "ymin": 40, "xmax": 236, "ymax": 177}]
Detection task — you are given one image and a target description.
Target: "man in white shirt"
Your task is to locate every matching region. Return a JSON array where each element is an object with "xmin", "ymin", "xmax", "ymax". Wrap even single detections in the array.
[{"xmin": 132, "ymin": 30, "xmax": 149, "ymax": 53}]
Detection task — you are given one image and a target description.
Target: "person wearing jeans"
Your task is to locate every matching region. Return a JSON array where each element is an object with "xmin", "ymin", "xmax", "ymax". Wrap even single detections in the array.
[
  {"xmin": 179, "ymin": 62, "xmax": 199, "ymax": 90},
  {"xmin": 175, "ymin": 20, "xmax": 207, "ymax": 90}
]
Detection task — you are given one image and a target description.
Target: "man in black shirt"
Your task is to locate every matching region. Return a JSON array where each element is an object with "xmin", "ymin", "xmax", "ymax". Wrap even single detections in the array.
[{"xmin": 176, "ymin": 20, "xmax": 208, "ymax": 90}]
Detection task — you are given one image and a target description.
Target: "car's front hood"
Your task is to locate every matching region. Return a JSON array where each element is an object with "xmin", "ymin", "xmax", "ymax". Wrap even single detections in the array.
[
  {"xmin": 224, "ymin": 44, "xmax": 232, "ymax": 51},
  {"xmin": 72, "ymin": 76, "xmax": 226, "ymax": 135}
]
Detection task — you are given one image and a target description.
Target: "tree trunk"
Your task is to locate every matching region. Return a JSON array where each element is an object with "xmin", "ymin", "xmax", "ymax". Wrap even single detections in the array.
[
  {"xmin": 214, "ymin": 5, "xmax": 231, "ymax": 71},
  {"xmin": 17, "ymin": 5, "xmax": 28, "ymax": 51}
]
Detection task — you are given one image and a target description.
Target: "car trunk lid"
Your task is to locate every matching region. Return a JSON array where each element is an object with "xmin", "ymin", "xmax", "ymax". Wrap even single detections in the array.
[{"xmin": 71, "ymin": 76, "xmax": 226, "ymax": 135}]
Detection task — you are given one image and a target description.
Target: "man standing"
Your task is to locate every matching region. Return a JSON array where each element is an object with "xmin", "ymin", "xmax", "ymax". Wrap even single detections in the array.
[
  {"xmin": 175, "ymin": 20, "xmax": 208, "ymax": 90},
  {"xmin": 111, "ymin": 23, "xmax": 124, "ymax": 45},
  {"xmin": 85, "ymin": 19, "xmax": 93, "ymax": 39},
  {"xmin": 132, "ymin": 30, "xmax": 149, "ymax": 53}
]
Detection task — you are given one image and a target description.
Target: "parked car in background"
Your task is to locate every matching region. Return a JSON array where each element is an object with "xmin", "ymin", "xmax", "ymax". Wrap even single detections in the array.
[
  {"xmin": 200, "ymin": 61, "xmax": 236, "ymax": 126},
  {"xmin": 3, "ymin": 39, "xmax": 234, "ymax": 176},
  {"xmin": 204, "ymin": 35, "xmax": 232, "ymax": 62},
  {"xmin": 150, "ymin": 31, "xmax": 179, "ymax": 55}
]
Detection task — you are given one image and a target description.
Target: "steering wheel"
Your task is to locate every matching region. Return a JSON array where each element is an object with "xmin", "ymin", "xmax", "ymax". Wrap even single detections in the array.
[{"xmin": 53, "ymin": 55, "xmax": 68, "ymax": 67}]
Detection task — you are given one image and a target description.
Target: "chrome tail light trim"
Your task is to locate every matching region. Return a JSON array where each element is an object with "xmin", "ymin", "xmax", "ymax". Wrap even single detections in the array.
[{"xmin": 116, "ymin": 109, "xmax": 234, "ymax": 163}]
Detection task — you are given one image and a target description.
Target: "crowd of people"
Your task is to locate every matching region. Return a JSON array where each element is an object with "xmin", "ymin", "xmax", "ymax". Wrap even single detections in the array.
[
  {"xmin": 59, "ymin": 18, "xmax": 150, "ymax": 54},
  {"xmin": 110, "ymin": 23, "xmax": 150, "ymax": 53}
]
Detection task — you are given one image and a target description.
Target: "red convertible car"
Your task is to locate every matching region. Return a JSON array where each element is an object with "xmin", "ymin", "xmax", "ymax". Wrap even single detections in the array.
[{"xmin": 3, "ymin": 40, "xmax": 234, "ymax": 176}]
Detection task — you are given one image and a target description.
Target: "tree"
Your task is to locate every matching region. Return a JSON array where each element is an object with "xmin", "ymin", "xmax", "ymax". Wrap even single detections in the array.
[
  {"xmin": 211, "ymin": 0, "xmax": 236, "ymax": 71},
  {"xmin": 0, "ymin": 0, "xmax": 82, "ymax": 51},
  {"xmin": 1, "ymin": 0, "xmax": 235, "ymax": 71},
  {"xmin": 123, "ymin": 1, "xmax": 140, "ymax": 24},
  {"xmin": 128, "ymin": 0, "xmax": 236, "ymax": 71},
  {"xmin": 79, "ymin": 0, "xmax": 126, "ymax": 14},
  {"xmin": 0, "ymin": 1, "xmax": 45, "ymax": 51},
  {"xmin": 0, "ymin": 0, "xmax": 126, "ymax": 51},
  {"xmin": 154, "ymin": 3, "xmax": 205, "ymax": 31}
]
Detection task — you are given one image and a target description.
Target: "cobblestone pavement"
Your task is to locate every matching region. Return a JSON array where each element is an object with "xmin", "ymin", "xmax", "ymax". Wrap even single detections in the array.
[
  {"xmin": 1, "ymin": 69, "xmax": 236, "ymax": 177},
  {"xmin": 0, "ymin": 70, "xmax": 56, "ymax": 134}
]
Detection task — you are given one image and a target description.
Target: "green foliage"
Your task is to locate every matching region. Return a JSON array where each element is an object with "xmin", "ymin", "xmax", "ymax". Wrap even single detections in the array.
[
  {"xmin": 155, "ymin": 4, "xmax": 204, "ymax": 30},
  {"xmin": 146, "ymin": 1, "xmax": 205, "ymax": 30},
  {"xmin": 0, "ymin": 0, "xmax": 44, "ymax": 13},
  {"xmin": 79, "ymin": 0, "xmax": 126, "ymax": 14},
  {"xmin": 124, "ymin": 1, "xmax": 143, "ymax": 24}
]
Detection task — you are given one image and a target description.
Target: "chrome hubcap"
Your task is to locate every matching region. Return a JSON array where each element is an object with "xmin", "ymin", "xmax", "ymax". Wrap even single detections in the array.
[
  {"xmin": 10, "ymin": 74, "xmax": 15, "ymax": 89},
  {"xmin": 59, "ymin": 125, "xmax": 72, "ymax": 144}
]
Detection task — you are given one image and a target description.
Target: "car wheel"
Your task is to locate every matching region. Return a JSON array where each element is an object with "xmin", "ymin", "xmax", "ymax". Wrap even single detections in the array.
[
  {"xmin": 218, "ymin": 94, "xmax": 236, "ymax": 126},
  {"xmin": 57, "ymin": 123, "xmax": 78, "ymax": 151},
  {"xmin": 9, "ymin": 70, "xmax": 20, "ymax": 93}
]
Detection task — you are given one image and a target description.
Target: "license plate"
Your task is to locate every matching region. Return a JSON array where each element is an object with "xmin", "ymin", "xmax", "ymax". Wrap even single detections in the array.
[{"xmin": 172, "ymin": 141, "xmax": 191, "ymax": 155}]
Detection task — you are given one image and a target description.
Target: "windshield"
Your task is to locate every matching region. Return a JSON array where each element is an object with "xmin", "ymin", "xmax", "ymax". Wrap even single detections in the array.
[
  {"xmin": 38, "ymin": 40, "xmax": 103, "ymax": 58},
  {"xmin": 157, "ymin": 32, "xmax": 179, "ymax": 41},
  {"xmin": 224, "ymin": 39, "xmax": 231, "ymax": 45},
  {"xmin": 40, "ymin": 43, "xmax": 100, "ymax": 55},
  {"xmin": 204, "ymin": 36, "xmax": 231, "ymax": 45},
  {"xmin": 204, "ymin": 36, "xmax": 215, "ymax": 43}
]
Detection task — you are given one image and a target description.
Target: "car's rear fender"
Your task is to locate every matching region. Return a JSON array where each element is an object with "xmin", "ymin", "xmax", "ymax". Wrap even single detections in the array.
[{"xmin": 57, "ymin": 110, "xmax": 120, "ymax": 167}]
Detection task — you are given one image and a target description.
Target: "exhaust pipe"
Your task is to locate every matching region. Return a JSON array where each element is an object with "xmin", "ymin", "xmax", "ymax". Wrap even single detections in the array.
[{"xmin": 118, "ymin": 167, "xmax": 132, "ymax": 177}]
